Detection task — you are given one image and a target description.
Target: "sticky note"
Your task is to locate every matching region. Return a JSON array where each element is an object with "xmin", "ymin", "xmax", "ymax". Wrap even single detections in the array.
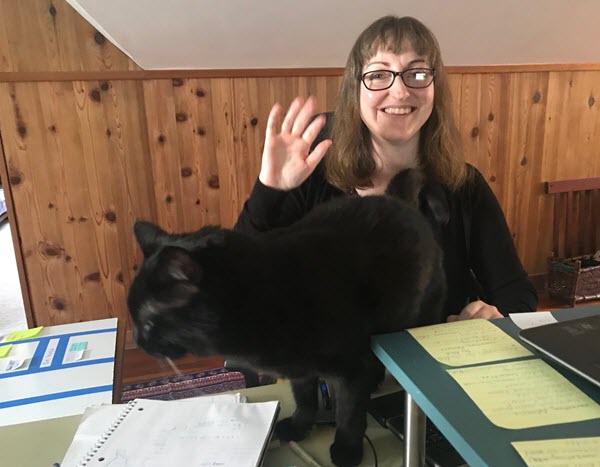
[
  {"xmin": 69, "ymin": 341, "xmax": 88, "ymax": 352},
  {"xmin": 0, "ymin": 344, "xmax": 12, "ymax": 358},
  {"xmin": 408, "ymin": 319, "xmax": 531, "ymax": 366},
  {"xmin": 448, "ymin": 359, "xmax": 600, "ymax": 429},
  {"xmin": 4, "ymin": 326, "xmax": 43, "ymax": 342},
  {"xmin": 512, "ymin": 437, "xmax": 600, "ymax": 466}
]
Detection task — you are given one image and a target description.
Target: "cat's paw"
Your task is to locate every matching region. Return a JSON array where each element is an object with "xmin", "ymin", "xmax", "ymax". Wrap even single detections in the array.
[
  {"xmin": 330, "ymin": 439, "xmax": 363, "ymax": 467},
  {"xmin": 275, "ymin": 417, "xmax": 310, "ymax": 441}
]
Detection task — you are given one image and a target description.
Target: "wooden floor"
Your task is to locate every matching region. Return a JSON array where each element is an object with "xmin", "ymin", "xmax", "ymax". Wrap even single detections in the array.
[{"xmin": 120, "ymin": 289, "xmax": 598, "ymax": 386}]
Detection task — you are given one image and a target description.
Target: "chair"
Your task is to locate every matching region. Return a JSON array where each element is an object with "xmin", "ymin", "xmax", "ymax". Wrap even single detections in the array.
[{"xmin": 545, "ymin": 177, "xmax": 600, "ymax": 306}]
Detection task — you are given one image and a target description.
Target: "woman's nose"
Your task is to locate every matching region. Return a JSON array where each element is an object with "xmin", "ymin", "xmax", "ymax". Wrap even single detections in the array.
[{"xmin": 389, "ymin": 75, "xmax": 411, "ymax": 99}]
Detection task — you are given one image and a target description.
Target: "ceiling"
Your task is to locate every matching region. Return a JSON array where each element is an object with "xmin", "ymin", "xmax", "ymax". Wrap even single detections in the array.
[{"xmin": 66, "ymin": 0, "xmax": 600, "ymax": 70}]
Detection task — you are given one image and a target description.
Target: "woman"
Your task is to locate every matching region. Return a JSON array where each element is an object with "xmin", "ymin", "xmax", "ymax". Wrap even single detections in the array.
[{"xmin": 235, "ymin": 15, "xmax": 537, "ymax": 320}]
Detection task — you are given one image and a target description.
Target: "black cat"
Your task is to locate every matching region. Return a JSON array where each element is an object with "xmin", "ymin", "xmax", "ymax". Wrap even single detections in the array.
[{"xmin": 127, "ymin": 169, "xmax": 446, "ymax": 467}]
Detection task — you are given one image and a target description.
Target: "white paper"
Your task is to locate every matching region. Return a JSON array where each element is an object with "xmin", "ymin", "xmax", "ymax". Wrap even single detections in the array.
[
  {"xmin": 1, "ymin": 358, "xmax": 29, "ymax": 373},
  {"xmin": 64, "ymin": 349, "xmax": 87, "ymax": 363},
  {"xmin": 61, "ymin": 393, "xmax": 272, "ymax": 467},
  {"xmin": 510, "ymin": 311, "xmax": 558, "ymax": 329},
  {"xmin": 40, "ymin": 338, "xmax": 60, "ymax": 367}
]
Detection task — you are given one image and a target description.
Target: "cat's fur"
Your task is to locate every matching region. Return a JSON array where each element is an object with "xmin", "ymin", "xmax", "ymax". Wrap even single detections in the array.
[{"xmin": 127, "ymin": 169, "xmax": 446, "ymax": 467}]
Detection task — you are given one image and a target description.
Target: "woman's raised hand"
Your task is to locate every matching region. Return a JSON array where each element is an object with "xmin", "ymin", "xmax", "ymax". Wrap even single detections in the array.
[{"xmin": 259, "ymin": 96, "xmax": 332, "ymax": 191}]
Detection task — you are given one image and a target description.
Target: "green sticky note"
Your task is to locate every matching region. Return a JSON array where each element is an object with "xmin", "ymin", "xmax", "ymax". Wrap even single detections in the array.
[
  {"xmin": 4, "ymin": 326, "xmax": 43, "ymax": 342},
  {"xmin": 0, "ymin": 344, "xmax": 12, "ymax": 358},
  {"xmin": 69, "ymin": 342, "xmax": 88, "ymax": 352}
]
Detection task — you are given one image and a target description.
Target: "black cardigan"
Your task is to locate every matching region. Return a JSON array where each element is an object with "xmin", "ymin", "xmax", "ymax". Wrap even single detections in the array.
[{"xmin": 234, "ymin": 149, "xmax": 537, "ymax": 319}]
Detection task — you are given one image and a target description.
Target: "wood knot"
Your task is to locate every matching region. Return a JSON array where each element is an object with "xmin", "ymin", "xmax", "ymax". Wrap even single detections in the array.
[
  {"xmin": 175, "ymin": 112, "xmax": 188, "ymax": 122},
  {"xmin": 100, "ymin": 81, "xmax": 110, "ymax": 91},
  {"xmin": 49, "ymin": 5, "xmax": 57, "ymax": 16},
  {"xmin": 165, "ymin": 195, "xmax": 173, "ymax": 204},
  {"xmin": 181, "ymin": 167, "xmax": 193, "ymax": 177},
  {"xmin": 104, "ymin": 211, "xmax": 117, "ymax": 222},
  {"xmin": 158, "ymin": 134, "xmax": 166, "ymax": 143},
  {"xmin": 196, "ymin": 89, "xmax": 205, "ymax": 97},
  {"xmin": 51, "ymin": 298, "xmax": 66, "ymax": 310},
  {"xmin": 197, "ymin": 127, "xmax": 206, "ymax": 136},
  {"xmin": 106, "ymin": 128, "xmax": 111, "ymax": 137},
  {"xmin": 532, "ymin": 91, "xmax": 541, "ymax": 103},
  {"xmin": 250, "ymin": 117, "xmax": 258, "ymax": 126},
  {"xmin": 78, "ymin": 216, "xmax": 88, "ymax": 222},
  {"xmin": 490, "ymin": 175, "xmax": 496, "ymax": 182},
  {"xmin": 49, "ymin": 125, "xmax": 57, "ymax": 133},
  {"xmin": 9, "ymin": 174, "xmax": 22, "ymax": 185},
  {"xmin": 41, "ymin": 242, "xmax": 63, "ymax": 258},
  {"xmin": 84, "ymin": 272, "xmax": 101, "ymax": 282},
  {"xmin": 116, "ymin": 272, "xmax": 124, "ymax": 283},
  {"xmin": 48, "ymin": 203, "xmax": 54, "ymax": 209},
  {"xmin": 195, "ymin": 199, "xmax": 201, "ymax": 205},
  {"xmin": 207, "ymin": 175, "xmax": 220, "ymax": 189},
  {"xmin": 487, "ymin": 113, "xmax": 494, "ymax": 122},
  {"xmin": 90, "ymin": 89, "xmax": 101, "ymax": 102},
  {"xmin": 17, "ymin": 124, "xmax": 27, "ymax": 136},
  {"xmin": 589, "ymin": 96, "xmax": 595, "ymax": 108},
  {"xmin": 65, "ymin": 255, "xmax": 72, "ymax": 262},
  {"xmin": 520, "ymin": 156, "xmax": 527, "ymax": 166},
  {"xmin": 172, "ymin": 78, "xmax": 184, "ymax": 87},
  {"xmin": 471, "ymin": 127, "xmax": 479, "ymax": 137},
  {"xmin": 94, "ymin": 31, "xmax": 106, "ymax": 44}
]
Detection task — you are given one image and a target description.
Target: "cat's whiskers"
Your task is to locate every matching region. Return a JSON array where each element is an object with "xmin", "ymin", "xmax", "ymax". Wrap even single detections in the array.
[{"xmin": 165, "ymin": 357, "xmax": 182, "ymax": 375}]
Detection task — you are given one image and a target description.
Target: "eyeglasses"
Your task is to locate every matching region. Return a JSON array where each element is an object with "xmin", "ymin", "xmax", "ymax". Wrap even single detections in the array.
[{"xmin": 361, "ymin": 68, "xmax": 436, "ymax": 91}]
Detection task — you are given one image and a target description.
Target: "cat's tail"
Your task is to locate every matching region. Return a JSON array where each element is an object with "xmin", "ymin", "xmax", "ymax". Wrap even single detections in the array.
[{"xmin": 385, "ymin": 168, "xmax": 425, "ymax": 207}]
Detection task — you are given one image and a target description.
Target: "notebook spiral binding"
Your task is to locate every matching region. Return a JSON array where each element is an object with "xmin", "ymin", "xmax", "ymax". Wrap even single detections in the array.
[{"xmin": 77, "ymin": 399, "xmax": 139, "ymax": 466}]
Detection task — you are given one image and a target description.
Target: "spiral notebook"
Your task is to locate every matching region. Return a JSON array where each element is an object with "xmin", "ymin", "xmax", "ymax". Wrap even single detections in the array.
[{"xmin": 61, "ymin": 395, "xmax": 280, "ymax": 467}]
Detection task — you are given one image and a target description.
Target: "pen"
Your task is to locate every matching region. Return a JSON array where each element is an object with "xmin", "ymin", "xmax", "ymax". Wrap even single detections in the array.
[
  {"xmin": 165, "ymin": 357, "xmax": 182, "ymax": 375},
  {"xmin": 288, "ymin": 441, "xmax": 323, "ymax": 467}
]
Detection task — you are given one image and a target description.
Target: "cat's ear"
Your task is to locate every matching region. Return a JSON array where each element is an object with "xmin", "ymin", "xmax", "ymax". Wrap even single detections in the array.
[
  {"xmin": 133, "ymin": 220, "xmax": 168, "ymax": 257},
  {"xmin": 157, "ymin": 246, "xmax": 202, "ymax": 283}
]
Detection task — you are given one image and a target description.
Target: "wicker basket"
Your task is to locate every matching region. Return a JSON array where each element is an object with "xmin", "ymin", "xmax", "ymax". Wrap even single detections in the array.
[{"xmin": 547, "ymin": 251, "xmax": 600, "ymax": 307}]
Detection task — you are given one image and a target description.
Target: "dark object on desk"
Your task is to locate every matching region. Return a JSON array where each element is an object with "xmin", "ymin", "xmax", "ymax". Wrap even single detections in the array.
[
  {"xmin": 368, "ymin": 391, "xmax": 467, "ymax": 467},
  {"xmin": 518, "ymin": 314, "xmax": 600, "ymax": 388}
]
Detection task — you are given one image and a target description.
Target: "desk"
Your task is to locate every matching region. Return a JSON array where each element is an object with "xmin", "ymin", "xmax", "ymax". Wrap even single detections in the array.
[
  {"xmin": 0, "ymin": 318, "xmax": 119, "ymax": 427},
  {"xmin": 0, "ymin": 380, "xmax": 404, "ymax": 467},
  {"xmin": 372, "ymin": 305, "xmax": 600, "ymax": 467}
]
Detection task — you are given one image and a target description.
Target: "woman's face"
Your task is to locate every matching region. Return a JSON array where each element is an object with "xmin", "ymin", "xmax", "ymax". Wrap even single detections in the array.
[{"xmin": 359, "ymin": 48, "xmax": 434, "ymax": 147}]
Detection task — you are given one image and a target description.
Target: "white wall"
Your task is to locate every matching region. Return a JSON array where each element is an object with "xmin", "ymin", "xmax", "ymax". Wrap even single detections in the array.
[{"xmin": 67, "ymin": 0, "xmax": 600, "ymax": 69}]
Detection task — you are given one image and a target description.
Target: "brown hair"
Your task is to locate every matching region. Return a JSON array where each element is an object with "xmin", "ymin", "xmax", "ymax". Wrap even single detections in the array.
[{"xmin": 325, "ymin": 16, "xmax": 467, "ymax": 192}]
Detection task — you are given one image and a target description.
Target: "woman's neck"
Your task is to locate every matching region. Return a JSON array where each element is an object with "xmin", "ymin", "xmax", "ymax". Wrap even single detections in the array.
[{"xmin": 356, "ymin": 134, "xmax": 420, "ymax": 196}]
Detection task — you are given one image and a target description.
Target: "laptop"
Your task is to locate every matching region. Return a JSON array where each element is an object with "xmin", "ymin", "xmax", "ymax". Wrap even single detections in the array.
[{"xmin": 518, "ymin": 314, "xmax": 600, "ymax": 388}]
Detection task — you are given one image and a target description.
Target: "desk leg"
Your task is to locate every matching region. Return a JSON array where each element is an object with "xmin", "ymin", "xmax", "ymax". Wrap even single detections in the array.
[{"xmin": 404, "ymin": 392, "xmax": 426, "ymax": 467}]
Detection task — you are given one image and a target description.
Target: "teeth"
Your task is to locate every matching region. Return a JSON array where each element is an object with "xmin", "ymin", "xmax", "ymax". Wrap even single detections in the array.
[{"xmin": 383, "ymin": 107, "xmax": 413, "ymax": 115}]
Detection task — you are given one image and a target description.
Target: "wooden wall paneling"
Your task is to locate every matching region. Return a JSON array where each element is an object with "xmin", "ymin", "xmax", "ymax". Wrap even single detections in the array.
[
  {"xmin": 543, "ymin": 71, "xmax": 600, "ymax": 181},
  {"xmin": 142, "ymin": 79, "xmax": 188, "ymax": 232},
  {"xmin": 447, "ymin": 74, "xmax": 463, "ymax": 124},
  {"xmin": 501, "ymin": 73, "xmax": 550, "ymax": 273},
  {"xmin": 210, "ymin": 78, "xmax": 239, "ymax": 228},
  {"xmin": 0, "ymin": 0, "xmax": 139, "ymax": 73},
  {"xmin": 169, "ymin": 78, "xmax": 214, "ymax": 232}
]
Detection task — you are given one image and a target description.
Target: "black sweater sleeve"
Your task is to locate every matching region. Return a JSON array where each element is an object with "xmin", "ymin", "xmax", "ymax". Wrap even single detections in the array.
[{"xmin": 467, "ymin": 168, "xmax": 538, "ymax": 314}]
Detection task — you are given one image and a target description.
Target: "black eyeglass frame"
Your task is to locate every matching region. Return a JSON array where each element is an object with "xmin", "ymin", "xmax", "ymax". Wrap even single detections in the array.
[{"xmin": 361, "ymin": 68, "xmax": 437, "ymax": 91}]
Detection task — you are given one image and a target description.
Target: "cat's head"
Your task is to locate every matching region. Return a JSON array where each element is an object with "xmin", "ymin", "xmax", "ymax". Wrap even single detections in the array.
[{"xmin": 127, "ymin": 221, "xmax": 218, "ymax": 360}]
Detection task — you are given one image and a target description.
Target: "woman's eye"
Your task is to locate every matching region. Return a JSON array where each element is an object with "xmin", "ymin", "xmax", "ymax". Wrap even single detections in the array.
[{"xmin": 370, "ymin": 72, "xmax": 388, "ymax": 80}]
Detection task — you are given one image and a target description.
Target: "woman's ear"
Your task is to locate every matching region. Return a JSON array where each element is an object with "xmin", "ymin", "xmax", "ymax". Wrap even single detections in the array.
[{"xmin": 133, "ymin": 220, "xmax": 168, "ymax": 257}]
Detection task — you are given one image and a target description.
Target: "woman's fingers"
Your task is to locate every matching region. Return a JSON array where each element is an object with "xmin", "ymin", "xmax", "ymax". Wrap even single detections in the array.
[
  {"xmin": 265, "ymin": 103, "xmax": 284, "ymax": 138},
  {"xmin": 301, "ymin": 113, "xmax": 327, "ymax": 145},
  {"xmin": 281, "ymin": 97, "xmax": 304, "ymax": 134},
  {"xmin": 305, "ymin": 139, "xmax": 332, "ymax": 172},
  {"xmin": 292, "ymin": 96, "xmax": 317, "ymax": 136}
]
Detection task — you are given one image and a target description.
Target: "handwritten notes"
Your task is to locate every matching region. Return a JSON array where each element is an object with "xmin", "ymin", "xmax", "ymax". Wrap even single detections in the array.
[
  {"xmin": 0, "ymin": 344, "xmax": 12, "ymax": 358},
  {"xmin": 3, "ymin": 327, "xmax": 43, "ymax": 342},
  {"xmin": 408, "ymin": 319, "xmax": 531, "ymax": 366},
  {"xmin": 448, "ymin": 359, "xmax": 600, "ymax": 429},
  {"xmin": 512, "ymin": 437, "xmax": 600, "ymax": 466}
]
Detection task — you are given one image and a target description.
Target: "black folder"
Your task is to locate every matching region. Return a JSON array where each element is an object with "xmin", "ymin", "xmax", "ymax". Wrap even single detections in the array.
[{"xmin": 518, "ymin": 314, "xmax": 600, "ymax": 388}]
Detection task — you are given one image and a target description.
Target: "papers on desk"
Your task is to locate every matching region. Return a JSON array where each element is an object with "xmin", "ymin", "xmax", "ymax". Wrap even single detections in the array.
[
  {"xmin": 448, "ymin": 359, "xmax": 600, "ymax": 429},
  {"xmin": 407, "ymin": 319, "xmax": 532, "ymax": 366},
  {"xmin": 512, "ymin": 436, "xmax": 600, "ymax": 466},
  {"xmin": 509, "ymin": 311, "xmax": 558, "ymax": 329},
  {"xmin": 61, "ymin": 393, "xmax": 279, "ymax": 467}
]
